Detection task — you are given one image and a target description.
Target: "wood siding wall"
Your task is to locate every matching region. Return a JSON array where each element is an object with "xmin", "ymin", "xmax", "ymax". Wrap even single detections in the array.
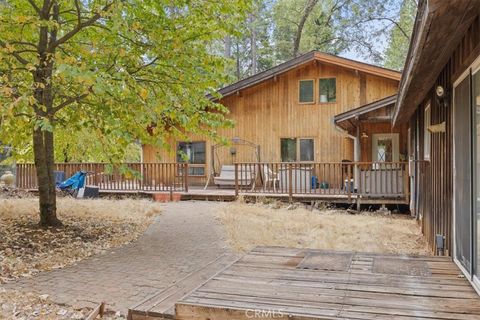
[
  {"xmin": 410, "ymin": 15, "xmax": 480, "ymax": 255},
  {"xmin": 359, "ymin": 122, "xmax": 408, "ymax": 163},
  {"xmin": 144, "ymin": 61, "xmax": 399, "ymax": 185}
]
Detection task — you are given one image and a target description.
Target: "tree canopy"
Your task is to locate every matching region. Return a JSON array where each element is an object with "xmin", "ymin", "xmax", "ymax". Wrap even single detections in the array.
[
  {"xmin": 0, "ymin": 0, "xmax": 250, "ymax": 225},
  {"xmin": 0, "ymin": 0, "xmax": 251, "ymax": 161},
  {"xmin": 223, "ymin": 0, "xmax": 416, "ymax": 80}
]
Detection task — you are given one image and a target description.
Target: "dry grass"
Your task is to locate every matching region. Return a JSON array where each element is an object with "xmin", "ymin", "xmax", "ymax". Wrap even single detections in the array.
[
  {"xmin": 216, "ymin": 201, "xmax": 429, "ymax": 255},
  {"xmin": 0, "ymin": 197, "xmax": 162, "ymax": 283}
]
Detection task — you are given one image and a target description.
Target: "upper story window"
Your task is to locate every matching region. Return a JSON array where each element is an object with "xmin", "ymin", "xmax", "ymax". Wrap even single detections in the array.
[
  {"xmin": 299, "ymin": 80, "xmax": 314, "ymax": 103},
  {"xmin": 319, "ymin": 78, "xmax": 336, "ymax": 103}
]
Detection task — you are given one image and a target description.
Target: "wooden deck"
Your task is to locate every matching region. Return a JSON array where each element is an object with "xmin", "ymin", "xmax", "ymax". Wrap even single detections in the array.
[
  {"xmin": 130, "ymin": 246, "xmax": 480, "ymax": 320},
  {"xmin": 96, "ymin": 187, "xmax": 408, "ymax": 205}
]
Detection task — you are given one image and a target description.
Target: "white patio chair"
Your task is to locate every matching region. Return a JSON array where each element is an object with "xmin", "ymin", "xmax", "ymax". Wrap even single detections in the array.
[{"xmin": 262, "ymin": 164, "xmax": 279, "ymax": 192}]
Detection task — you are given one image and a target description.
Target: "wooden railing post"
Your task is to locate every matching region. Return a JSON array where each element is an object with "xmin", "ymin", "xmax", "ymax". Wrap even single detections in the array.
[
  {"xmin": 184, "ymin": 163, "xmax": 189, "ymax": 192},
  {"xmin": 403, "ymin": 162, "xmax": 409, "ymax": 203},
  {"xmin": 234, "ymin": 163, "xmax": 239, "ymax": 197},
  {"xmin": 288, "ymin": 163, "xmax": 293, "ymax": 202},
  {"xmin": 347, "ymin": 164, "xmax": 352, "ymax": 201},
  {"xmin": 139, "ymin": 162, "xmax": 144, "ymax": 191}
]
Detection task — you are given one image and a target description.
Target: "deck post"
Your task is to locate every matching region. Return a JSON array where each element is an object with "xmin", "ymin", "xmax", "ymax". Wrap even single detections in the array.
[
  {"xmin": 234, "ymin": 163, "xmax": 239, "ymax": 197},
  {"xmin": 139, "ymin": 163, "xmax": 144, "ymax": 191},
  {"xmin": 403, "ymin": 162, "xmax": 409, "ymax": 204},
  {"xmin": 184, "ymin": 163, "xmax": 189, "ymax": 193},
  {"xmin": 347, "ymin": 164, "xmax": 352, "ymax": 201},
  {"xmin": 288, "ymin": 163, "xmax": 293, "ymax": 202}
]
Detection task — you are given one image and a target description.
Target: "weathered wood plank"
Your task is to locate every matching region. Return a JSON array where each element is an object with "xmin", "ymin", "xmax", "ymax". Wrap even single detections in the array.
[{"xmin": 173, "ymin": 247, "xmax": 480, "ymax": 320}]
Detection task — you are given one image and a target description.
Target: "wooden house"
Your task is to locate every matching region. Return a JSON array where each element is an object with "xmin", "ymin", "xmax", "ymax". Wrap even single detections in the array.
[
  {"xmin": 15, "ymin": 52, "xmax": 407, "ymax": 203},
  {"xmin": 393, "ymin": 0, "xmax": 480, "ymax": 292},
  {"xmin": 143, "ymin": 51, "xmax": 401, "ymax": 188}
]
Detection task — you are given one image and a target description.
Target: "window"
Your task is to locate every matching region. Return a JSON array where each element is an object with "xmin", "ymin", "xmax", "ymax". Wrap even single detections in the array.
[
  {"xmin": 299, "ymin": 80, "xmax": 314, "ymax": 103},
  {"xmin": 281, "ymin": 138, "xmax": 297, "ymax": 162},
  {"xmin": 281, "ymin": 138, "xmax": 314, "ymax": 162},
  {"xmin": 299, "ymin": 139, "xmax": 314, "ymax": 161},
  {"xmin": 177, "ymin": 141, "xmax": 206, "ymax": 176},
  {"xmin": 424, "ymin": 104, "xmax": 431, "ymax": 160},
  {"xmin": 319, "ymin": 78, "xmax": 336, "ymax": 103}
]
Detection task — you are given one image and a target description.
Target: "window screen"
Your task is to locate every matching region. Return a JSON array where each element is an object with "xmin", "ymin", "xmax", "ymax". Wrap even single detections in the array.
[
  {"xmin": 299, "ymin": 80, "xmax": 314, "ymax": 103},
  {"xmin": 319, "ymin": 78, "xmax": 336, "ymax": 103},
  {"xmin": 177, "ymin": 142, "xmax": 206, "ymax": 175},
  {"xmin": 299, "ymin": 139, "xmax": 314, "ymax": 161},
  {"xmin": 281, "ymin": 138, "xmax": 297, "ymax": 162}
]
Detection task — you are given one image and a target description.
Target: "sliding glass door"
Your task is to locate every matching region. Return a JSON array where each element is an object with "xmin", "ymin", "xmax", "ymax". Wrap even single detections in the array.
[
  {"xmin": 454, "ymin": 74, "xmax": 472, "ymax": 274},
  {"xmin": 474, "ymin": 68, "xmax": 480, "ymax": 283},
  {"xmin": 455, "ymin": 58, "xmax": 480, "ymax": 288}
]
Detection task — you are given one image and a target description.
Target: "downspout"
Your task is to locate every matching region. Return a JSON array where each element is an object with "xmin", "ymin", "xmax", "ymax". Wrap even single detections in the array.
[{"xmin": 334, "ymin": 122, "xmax": 360, "ymax": 190}]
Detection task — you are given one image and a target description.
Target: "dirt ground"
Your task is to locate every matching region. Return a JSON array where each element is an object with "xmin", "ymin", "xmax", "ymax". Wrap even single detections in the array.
[
  {"xmin": 0, "ymin": 197, "xmax": 429, "ymax": 319},
  {"xmin": 216, "ymin": 200, "xmax": 429, "ymax": 255},
  {"xmin": 0, "ymin": 195, "xmax": 162, "ymax": 319},
  {"xmin": 1, "ymin": 200, "xmax": 230, "ymax": 319}
]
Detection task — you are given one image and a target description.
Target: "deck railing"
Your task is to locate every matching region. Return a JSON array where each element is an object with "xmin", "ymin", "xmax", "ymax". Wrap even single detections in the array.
[
  {"xmin": 15, "ymin": 162, "xmax": 188, "ymax": 192},
  {"xmin": 234, "ymin": 162, "xmax": 409, "ymax": 202},
  {"xmin": 15, "ymin": 161, "xmax": 409, "ymax": 202}
]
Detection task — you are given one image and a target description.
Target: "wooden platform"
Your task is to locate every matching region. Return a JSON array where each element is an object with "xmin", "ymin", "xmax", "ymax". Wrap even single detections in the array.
[
  {"xmin": 128, "ymin": 254, "xmax": 238, "ymax": 320},
  {"xmin": 165, "ymin": 247, "xmax": 480, "ymax": 320},
  {"xmin": 95, "ymin": 186, "xmax": 409, "ymax": 205}
]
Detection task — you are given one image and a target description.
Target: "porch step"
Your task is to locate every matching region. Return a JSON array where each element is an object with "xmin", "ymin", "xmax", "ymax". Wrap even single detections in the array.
[{"xmin": 127, "ymin": 254, "xmax": 237, "ymax": 320}]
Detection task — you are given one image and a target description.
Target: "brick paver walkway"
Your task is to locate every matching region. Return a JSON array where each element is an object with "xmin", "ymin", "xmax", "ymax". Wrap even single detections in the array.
[{"xmin": 4, "ymin": 201, "xmax": 234, "ymax": 314}]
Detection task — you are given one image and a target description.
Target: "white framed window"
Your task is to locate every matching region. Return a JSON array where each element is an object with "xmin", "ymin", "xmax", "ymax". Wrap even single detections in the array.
[
  {"xmin": 319, "ymin": 78, "xmax": 336, "ymax": 103},
  {"xmin": 299, "ymin": 80, "xmax": 315, "ymax": 104},
  {"xmin": 281, "ymin": 138, "xmax": 314, "ymax": 162},
  {"xmin": 424, "ymin": 104, "xmax": 431, "ymax": 160}
]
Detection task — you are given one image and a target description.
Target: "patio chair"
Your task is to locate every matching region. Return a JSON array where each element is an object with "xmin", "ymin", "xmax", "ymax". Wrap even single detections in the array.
[{"xmin": 262, "ymin": 164, "xmax": 279, "ymax": 192}]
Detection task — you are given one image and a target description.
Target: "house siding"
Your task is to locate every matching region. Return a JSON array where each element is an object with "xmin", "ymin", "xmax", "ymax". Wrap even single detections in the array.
[
  {"xmin": 409, "ymin": 15, "xmax": 480, "ymax": 255},
  {"xmin": 144, "ymin": 60, "xmax": 399, "ymax": 185}
]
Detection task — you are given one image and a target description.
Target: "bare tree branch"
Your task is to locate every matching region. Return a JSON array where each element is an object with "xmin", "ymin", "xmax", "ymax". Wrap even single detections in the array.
[
  {"xmin": 0, "ymin": 40, "xmax": 30, "ymax": 65},
  {"xmin": 53, "ymin": 90, "xmax": 91, "ymax": 113},
  {"xmin": 293, "ymin": 0, "xmax": 319, "ymax": 57},
  {"xmin": 27, "ymin": 0, "xmax": 42, "ymax": 15},
  {"xmin": 48, "ymin": 1, "xmax": 115, "ymax": 51},
  {"xmin": 362, "ymin": 16, "xmax": 410, "ymax": 39}
]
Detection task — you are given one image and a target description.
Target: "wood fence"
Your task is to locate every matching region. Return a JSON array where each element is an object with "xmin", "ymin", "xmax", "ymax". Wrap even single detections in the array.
[{"xmin": 16, "ymin": 163, "xmax": 188, "ymax": 192}]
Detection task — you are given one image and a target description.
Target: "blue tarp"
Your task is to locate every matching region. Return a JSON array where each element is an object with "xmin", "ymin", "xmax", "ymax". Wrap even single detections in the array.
[{"xmin": 57, "ymin": 170, "xmax": 87, "ymax": 191}]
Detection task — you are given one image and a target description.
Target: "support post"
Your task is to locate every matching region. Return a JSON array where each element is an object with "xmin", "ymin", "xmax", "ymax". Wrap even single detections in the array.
[
  {"xmin": 347, "ymin": 164, "xmax": 352, "ymax": 202},
  {"xmin": 354, "ymin": 121, "xmax": 361, "ymax": 191},
  {"xmin": 403, "ymin": 162, "xmax": 409, "ymax": 204},
  {"xmin": 184, "ymin": 163, "xmax": 189, "ymax": 193},
  {"xmin": 288, "ymin": 163, "xmax": 293, "ymax": 202},
  {"xmin": 234, "ymin": 163, "xmax": 239, "ymax": 197}
]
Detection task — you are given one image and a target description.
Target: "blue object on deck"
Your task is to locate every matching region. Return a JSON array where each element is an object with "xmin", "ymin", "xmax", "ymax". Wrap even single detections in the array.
[
  {"xmin": 311, "ymin": 176, "xmax": 318, "ymax": 189},
  {"xmin": 57, "ymin": 170, "xmax": 87, "ymax": 191}
]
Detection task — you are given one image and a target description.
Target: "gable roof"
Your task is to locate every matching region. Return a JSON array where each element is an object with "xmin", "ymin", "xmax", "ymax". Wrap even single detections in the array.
[
  {"xmin": 334, "ymin": 94, "xmax": 397, "ymax": 134},
  {"xmin": 393, "ymin": 0, "xmax": 480, "ymax": 124},
  {"xmin": 217, "ymin": 51, "xmax": 401, "ymax": 98}
]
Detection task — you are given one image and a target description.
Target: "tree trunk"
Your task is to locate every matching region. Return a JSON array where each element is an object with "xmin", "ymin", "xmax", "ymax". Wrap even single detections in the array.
[
  {"xmin": 33, "ymin": 126, "xmax": 61, "ymax": 226},
  {"xmin": 293, "ymin": 0, "xmax": 318, "ymax": 57},
  {"xmin": 224, "ymin": 35, "xmax": 231, "ymax": 58},
  {"xmin": 249, "ymin": 13, "xmax": 257, "ymax": 75},
  {"xmin": 235, "ymin": 42, "xmax": 241, "ymax": 80}
]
